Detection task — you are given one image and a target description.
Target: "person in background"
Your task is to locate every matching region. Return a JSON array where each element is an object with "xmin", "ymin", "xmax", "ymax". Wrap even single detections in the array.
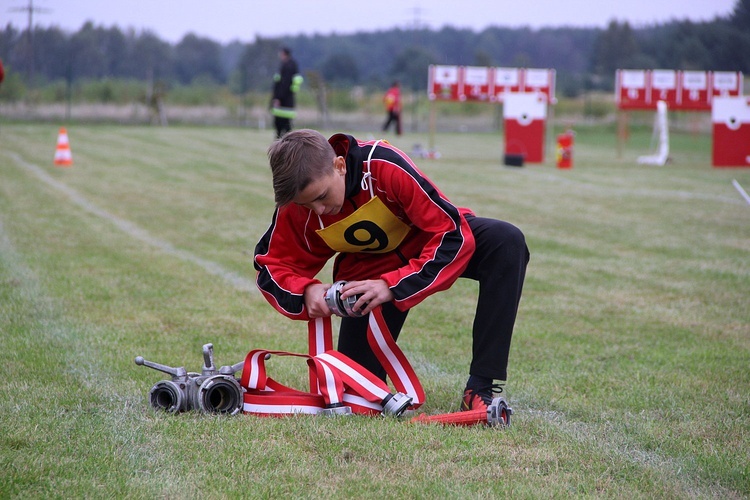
[
  {"xmin": 382, "ymin": 80, "xmax": 402, "ymax": 135},
  {"xmin": 271, "ymin": 47, "xmax": 302, "ymax": 138}
]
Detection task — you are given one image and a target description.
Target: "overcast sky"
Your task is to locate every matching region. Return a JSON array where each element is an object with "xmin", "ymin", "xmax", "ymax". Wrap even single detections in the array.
[{"xmin": 5, "ymin": 0, "xmax": 739, "ymax": 44}]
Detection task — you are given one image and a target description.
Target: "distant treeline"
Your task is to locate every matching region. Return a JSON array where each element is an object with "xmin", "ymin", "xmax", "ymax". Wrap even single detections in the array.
[{"xmin": 1, "ymin": 0, "xmax": 748, "ymax": 99}]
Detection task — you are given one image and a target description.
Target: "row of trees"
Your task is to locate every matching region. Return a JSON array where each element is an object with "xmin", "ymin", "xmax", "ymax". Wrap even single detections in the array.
[{"xmin": 1, "ymin": 0, "xmax": 748, "ymax": 100}]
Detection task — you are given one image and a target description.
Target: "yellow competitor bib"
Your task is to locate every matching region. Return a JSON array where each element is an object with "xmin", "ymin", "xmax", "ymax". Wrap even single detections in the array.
[{"xmin": 316, "ymin": 196, "xmax": 410, "ymax": 254}]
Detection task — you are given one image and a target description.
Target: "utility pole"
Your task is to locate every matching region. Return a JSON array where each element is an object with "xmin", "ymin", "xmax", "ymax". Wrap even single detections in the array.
[
  {"xmin": 10, "ymin": 0, "xmax": 51, "ymax": 86},
  {"xmin": 406, "ymin": 5, "xmax": 429, "ymax": 49},
  {"xmin": 405, "ymin": 5, "xmax": 429, "ymax": 132},
  {"xmin": 407, "ymin": 5, "xmax": 427, "ymax": 30}
]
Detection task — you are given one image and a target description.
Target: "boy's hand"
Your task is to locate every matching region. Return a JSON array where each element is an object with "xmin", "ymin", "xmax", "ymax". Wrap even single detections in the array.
[
  {"xmin": 341, "ymin": 280, "xmax": 394, "ymax": 316},
  {"xmin": 304, "ymin": 283, "xmax": 333, "ymax": 318}
]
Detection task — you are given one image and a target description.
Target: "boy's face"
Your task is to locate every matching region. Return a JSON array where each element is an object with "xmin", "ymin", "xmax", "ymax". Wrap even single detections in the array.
[{"xmin": 291, "ymin": 156, "xmax": 347, "ymax": 216}]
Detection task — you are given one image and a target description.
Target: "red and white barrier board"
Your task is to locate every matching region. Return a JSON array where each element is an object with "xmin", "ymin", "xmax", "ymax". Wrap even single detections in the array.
[
  {"xmin": 504, "ymin": 92, "xmax": 548, "ymax": 163},
  {"xmin": 523, "ymin": 68, "xmax": 557, "ymax": 104},
  {"xmin": 493, "ymin": 67, "xmax": 522, "ymax": 98},
  {"xmin": 651, "ymin": 70, "xmax": 678, "ymax": 108},
  {"xmin": 616, "ymin": 70, "xmax": 650, "ymax": 109},
  {"xmin": 617, "ymin": 69, "xmax": 743, "ymax": 111},
  {"xmin": 712, "ymin": 96, "xmax": 750, "ymax": 167},
  {"xmin": 679, "ymin": 71, "xmax": 710, "ymax": 110},
  {"xmin": 462, "ymin": 66, "xmax": 492, "ymax": 101},
  {"xmin": 428, "ymin": 65, "xmax": 461, "ymax": 101},
  {"xmin": 712, "ymin": 71, "xmax": 743, "ymax": 99}
]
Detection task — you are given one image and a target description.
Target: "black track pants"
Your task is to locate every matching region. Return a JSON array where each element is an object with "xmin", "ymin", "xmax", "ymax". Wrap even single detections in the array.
[{"xmin": 274, "ymin": 116, "xmax": 292, "ymax": 138}]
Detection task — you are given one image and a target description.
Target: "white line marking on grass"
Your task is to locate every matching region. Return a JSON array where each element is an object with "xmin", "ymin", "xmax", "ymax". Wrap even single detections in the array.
[
  {"xmin": 1, "ymin": 218, "xmax": 174, "ymax": 469},
  {"xmin": 523, "ymin": 408, "xmax": 732, "ymax": 497},
  {"xmin": 510, "ymin": 168, "xmax": 746, "ymax": 204},
  {"xmin": 731, "ymin": 179, "xmax": 750, "ymax": 206},
  {"xmin": 8, "ymin": 152, "xmax": 257, "ymax": 293}
]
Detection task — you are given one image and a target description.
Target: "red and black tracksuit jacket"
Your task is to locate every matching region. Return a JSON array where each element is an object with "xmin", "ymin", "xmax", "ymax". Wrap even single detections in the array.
[{"xmin": 253, "ymin": 133, "xmax": 476, "ymax": 320}]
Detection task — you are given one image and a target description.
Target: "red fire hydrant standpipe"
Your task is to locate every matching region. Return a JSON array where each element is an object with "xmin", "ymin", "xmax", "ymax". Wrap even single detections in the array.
[
  {"xmin": 556, "ymin": 130, "xmax": 574, "ymax": 169},
  {"xmin": 411, "ymin": 397, "xmax": 513, "ymax": 427}
]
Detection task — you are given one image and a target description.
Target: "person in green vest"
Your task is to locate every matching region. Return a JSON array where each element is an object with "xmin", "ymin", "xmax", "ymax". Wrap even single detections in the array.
[{"xmin": 271, "ymin": 47, "xmax": 303, "ymax": 138}]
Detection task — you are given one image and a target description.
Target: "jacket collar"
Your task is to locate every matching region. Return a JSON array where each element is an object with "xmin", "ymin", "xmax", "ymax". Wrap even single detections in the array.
[{"xmin": 329, "ymin": 133, "xmax": 364, "ymax": 199}]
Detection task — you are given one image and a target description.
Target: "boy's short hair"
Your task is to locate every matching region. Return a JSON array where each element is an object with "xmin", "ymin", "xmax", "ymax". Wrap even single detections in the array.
[{"xmin": 267, "ymin": 129, "xmax": 336, "ymax": 206}]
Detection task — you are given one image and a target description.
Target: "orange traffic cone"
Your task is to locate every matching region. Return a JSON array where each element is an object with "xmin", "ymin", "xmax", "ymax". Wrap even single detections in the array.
[{"xmin": 54, "ymin": 127, "xmax": 73, "ymax": 167}]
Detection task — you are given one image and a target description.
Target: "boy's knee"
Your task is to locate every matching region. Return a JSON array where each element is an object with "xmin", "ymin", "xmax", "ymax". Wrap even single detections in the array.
[
  {"xmin": 469, "ymin": 218, "xmax": 529, "ymax": 267},
  {"xmin": 487, "ymin": 221, "xmax": 525, "ymax": 250},
  {"xmin": 505, "ymin": 223, "xmax": 525, "ymax": 246},
  {"xmin": 503, "ymin": 224, "xmax": 528, "ymax": 262}
]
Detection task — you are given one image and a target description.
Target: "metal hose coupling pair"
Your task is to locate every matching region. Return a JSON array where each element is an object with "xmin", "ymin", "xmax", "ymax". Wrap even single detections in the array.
[
  {"xmin": 321, "ymin": 403, "xmax": 353, "ymax": 416},
  {"xmin": 135, "ymin": 343, "xmax": 244, "ymax": 415},
  {"xmin": 324, "ymin": 280, "xmax": 365, "ymax": 317},
  {"xmin": 319, "ymin": 393, "xmax": 412, "ymax": 417},
  {"xmin": 381, "ymin": 392, "xmax": 413, "ymax": 417}
]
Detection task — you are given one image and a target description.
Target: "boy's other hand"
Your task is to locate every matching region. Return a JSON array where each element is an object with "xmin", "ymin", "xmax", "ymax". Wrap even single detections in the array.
[
  {"xmin": 304, "ymin": 282, "xmax": 333, "ymax": 318},
  {"xmin": 341, "ymin": 280, "xmax": 394, "ymax": 316}
]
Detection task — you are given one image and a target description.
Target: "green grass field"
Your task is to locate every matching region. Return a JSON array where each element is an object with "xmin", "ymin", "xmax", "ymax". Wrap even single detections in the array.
[{"xmin": 1, "ymin": 123, "xmax": 749, "ymax": 498}]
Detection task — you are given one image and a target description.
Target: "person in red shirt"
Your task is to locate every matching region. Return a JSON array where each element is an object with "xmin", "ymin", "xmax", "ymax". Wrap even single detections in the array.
[
  {"xmin": 254, "ymin": 129, "xmax": 529, "ymax": 411},
  {"xmin": 382, "ymin": 81, "xmax": 402, "ymax": 135}
]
